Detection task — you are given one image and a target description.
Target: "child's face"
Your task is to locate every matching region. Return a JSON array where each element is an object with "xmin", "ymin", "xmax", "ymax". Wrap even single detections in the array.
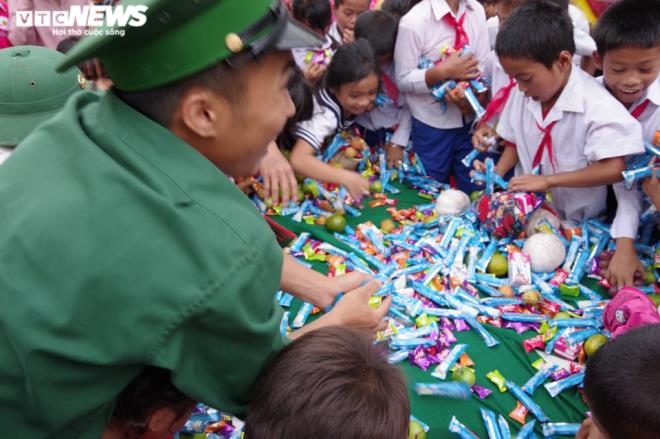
[
  {"xmin": 500, "ymin": 52, "xmax": 572, "ymax": 106},
  {"xmin": 335, "ymin": 0, "xmax": 370, "ymax": 33},
  {"xmin": 484, "ymin": 1, "xmax": 498, "ymax": 19},
  {"xmin": 598, "ymin": 46, "xmax": 660, "ymax": 108},
  {"xmin": 333, "ymin": 72, "xmax": 379, "ymax": 116}
]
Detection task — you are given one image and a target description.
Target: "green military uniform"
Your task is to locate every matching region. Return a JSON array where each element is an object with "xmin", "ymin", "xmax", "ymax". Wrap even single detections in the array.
[{"xmin": 0, "ymin": 0, "xmax": 321, "ymax": 437}]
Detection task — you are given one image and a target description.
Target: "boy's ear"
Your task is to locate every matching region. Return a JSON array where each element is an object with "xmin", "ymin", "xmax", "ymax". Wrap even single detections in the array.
[
  {"xmin": 146, "ymin": 407, "xmax": 179, "ymax": 437},
  {"xmin": 592, "ymin": 51, "xmax": 604, "ymax": 70},
  {"xmin": 557, "ymin": 50, "xmax": 573, "ymax": 70}
]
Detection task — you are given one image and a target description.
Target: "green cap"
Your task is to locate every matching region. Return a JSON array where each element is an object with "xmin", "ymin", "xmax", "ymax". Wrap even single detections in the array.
[
  {"xmin": 57, "ymin": 0, "xmax": 323, "ymax": 91},
  {"xmin": 0, "ymin": 46, "xmax": 83, "ymax": 147}
]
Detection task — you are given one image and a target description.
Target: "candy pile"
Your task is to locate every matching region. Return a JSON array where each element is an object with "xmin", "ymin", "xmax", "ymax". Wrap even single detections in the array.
[{"xmin": 276, "ymin": 182, "xmax": 658, "ymax": 437}]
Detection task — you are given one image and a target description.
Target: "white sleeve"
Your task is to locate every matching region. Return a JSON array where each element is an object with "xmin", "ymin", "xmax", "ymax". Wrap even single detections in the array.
[
  {"xmin": 293, "ymin": 102, "xmax": 339, "ymax": 151},
  {"xmin": 610, "ymin": 182, "xmax": 643, "ymax": 239},
  {"xmin": 583, "ymin": 108, "xmax": 645, "ymax": 163},
  {"xmin": 390, "ymin": 107, "xmax": 413, "ymax": 147},
  {"xmin": 394, "ymin": 20, "xmax": 431, "ymax": 94},
  {"xmin": 495, "ymin": 91, "xmax": 518, "ymax": 144},
  {"xmin": 471, "ymin": 7, "xmax": 490, "ymax": 73}
]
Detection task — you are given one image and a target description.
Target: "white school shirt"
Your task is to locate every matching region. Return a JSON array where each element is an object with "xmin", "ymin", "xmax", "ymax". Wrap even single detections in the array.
[
  {"xmin": 357, "ymin": 63, "xmax": 413, "ymax": 147},
  {"xmin": 486, "ymin": 16, "xmax": 498, "ymax": 50},
  {"xmin": 394, "ymin": 0, "xmax": 490, "ymax": 129},
  {"xmin": 607, "ymin": 76, "xmax": 660, "ymax": 239},
  {"xmin": 294, "ymin": 88, "xmax": 357, "ymax": 151},
  {"xmin": 497, "ymin": 66, "xmax": 645, "ymax": 222}
]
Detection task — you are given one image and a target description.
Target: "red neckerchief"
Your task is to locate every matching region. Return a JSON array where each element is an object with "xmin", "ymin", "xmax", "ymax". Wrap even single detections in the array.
[
  {"xmin": 381, "ymin": 71, "xmax": 400, "ymax": 103},
  {"xmin": 533, "ymin": 120, "xmax": 558, "ymax": 172},
  {"xmin": 478, "ymin": 77, "xmax": 516, "ymax": 127},
  {"xmin": 442, "ymin": 12, "xmax": 469, "ymax": 50},
  {"xmin": 630, "ymin": 99, "xmax": 650, "ymax": 119}
]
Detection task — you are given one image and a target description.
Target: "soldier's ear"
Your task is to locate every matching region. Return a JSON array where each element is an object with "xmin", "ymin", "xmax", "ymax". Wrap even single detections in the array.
[{"xmin": 174, "ymin": 86, "xmax": 231, "ymax": 139}]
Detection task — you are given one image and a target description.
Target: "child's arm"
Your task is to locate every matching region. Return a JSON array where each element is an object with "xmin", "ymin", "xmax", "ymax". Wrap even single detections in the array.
[
  {"xmin": 509, "ymin": 157, "xmax": 626, "ymax": 192},
  {"xmin": 605, "ymin": 183, "xmax": 645, "ymax": 288},
  {"xmin": 494, "ymin": 145, "xmax": 519, "ymax": 176},
  {"xmin": 289, "ymin": 139, "xmax": 370, "ymax": 201}
]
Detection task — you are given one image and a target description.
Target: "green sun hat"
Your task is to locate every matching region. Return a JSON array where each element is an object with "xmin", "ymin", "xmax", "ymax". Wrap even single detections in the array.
[
  {"xmin": 0, "ymin": 46, "xmax": 83, "ymax": 147},
  {"xmin": 57, "ymin": 0, "xmax": 323, "ymax": 91}
]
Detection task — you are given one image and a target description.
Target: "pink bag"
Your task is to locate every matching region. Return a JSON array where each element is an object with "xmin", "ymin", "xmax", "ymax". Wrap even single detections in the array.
[{"xmin": 603, "ymin": 287, "xmax": 660, "ymax": 339}]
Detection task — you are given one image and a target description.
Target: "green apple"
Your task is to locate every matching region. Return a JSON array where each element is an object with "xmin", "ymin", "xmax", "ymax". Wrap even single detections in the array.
[{"xmin": 451, "ymin": 366, "xmax": 476, "ymax": 387}]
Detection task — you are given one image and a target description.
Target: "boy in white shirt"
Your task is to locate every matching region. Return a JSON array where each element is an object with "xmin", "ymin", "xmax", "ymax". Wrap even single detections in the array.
[
  {"xmin": 329, "ymin": 0, "xmax": 371, "ymax": 45},
  {"xmin": 481, "ymin": 0, "xmax": 644, "ymax": 222},
  {"xmin": 394, "ymin": 0, "xmax": 490, "ymax": 191},
  {"xmin": 591, "ymin": 0, "xmax": 660, "ymax": 289}
]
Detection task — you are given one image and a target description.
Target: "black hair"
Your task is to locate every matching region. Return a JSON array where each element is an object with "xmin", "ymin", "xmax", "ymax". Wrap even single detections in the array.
[
  {"xmin": 496, "ymin": 0, "xmax": 575, "ymax": 69},
  {"xmin": 381, "ymin": 0, "xmax": 422, "ymax": 19},
  {"xmin": 291, "ymin": 0, "xmax": 332, "ymax": 32},
  {"xmin": 584, "ymin": 324, "xmax": 660, "ymax": 439},
  {"xmin": 244, "ymin": 326, "xmax": 410, "ymax": 439},
  {"xmin": 354, "ymin": 10, "xmax": 398, "ymax": 60},
  {"xmin": 277, "ymin": 68, "xmax": 315, "ymax": 150},
  {"xmin": 324, "ymin": 38, "xmax": 380, "ymax": 91},
  {"xmin": 109, "ymin": 367, "xmax": 196, "ymax": 438},
  {"xmin": 114, "ymin": 61, "xmax": 244, "ymax": 127},
  {"xmin": 335, "ymin": 0, "xmax": 365, "ymax": 6},
  {"xmin": 592, "ymin": 0, "xmax": 660, "ymax": 57},
  {"xmin": 542, "ymin": 0, "xmax": 568, "ymax": 10}
]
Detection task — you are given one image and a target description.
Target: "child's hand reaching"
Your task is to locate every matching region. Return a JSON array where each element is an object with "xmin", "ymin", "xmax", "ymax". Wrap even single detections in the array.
[
  {"xmin": 472, "ymin": 124, "xmax": 497, "ymax": 153},
  {"xmin": 602, "ymin": 239, "xmax": 645, "ymax": 290},
  {"xmin": 509, "ymin": 174, "xmax": 551, "ymax": 192},
  {"xmin": 642, "ymin": 157, "xmax": 660, "ymax": 210},
  {"xmin": 341, "ymin": 170, "xmax": 370, "ymax": 203},
  {"xmin": 384, "ymin": 143, "xmax": 404, "ymax": 168}
]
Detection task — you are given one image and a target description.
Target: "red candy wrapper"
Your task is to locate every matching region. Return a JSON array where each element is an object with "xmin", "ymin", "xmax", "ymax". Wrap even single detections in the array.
[
  {"xmin": 550, "ymin": 269, "xmax": 570, "ymax": 286},
  {"xmin": 522, "ymin": 334, "xmax": 546, "ymax": 352},
  {"xmin": 553, "ymin": 336, "xmax": 580, "ymax": 361}
]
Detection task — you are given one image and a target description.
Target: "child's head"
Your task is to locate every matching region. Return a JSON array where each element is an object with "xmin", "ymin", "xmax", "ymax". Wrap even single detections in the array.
[
  {"xmin": 584, "ymin": 324, "xmax": 660, "ymax": 439},
  {"xmin": 277, "ymin": 69, "xmax": 315, "ymax": 150},
  {"xmin": 381, "ymin": 0, "xmax": 421, "ymax": 20},
  {"xmin": 495, "ymin": 0, "xmax": 526, "ymax": 26},
  {"xmin": 244, "ymin": 326, "xmax": 410, "ymax": 439},
  {"xmin": 325, "ymin": 38, "xmax": 380, "ymax": 116},
  {"xmin": 478, "ymin": 0, "xmax": 498, "ymax": 19},
  {"xmin": 334, "ymin": 0, "xmax": 370, "ymax": 34},
  {"xmin": 354, "ymin": 10, "xmax": 398, "ymax": 64},
  {"xmin": 496, "ymin": 0, "xmax": 575, "ymax": 105},
  {"xmin": 292, "ymin": 0, "xmax": 332, "ymax": 35},
  {"xmin": 105, "ymin": 367, "xmax": 196, "ymax": 439},
  {"xmin": 592, "ymin": 0, "xmax": 660, "ymax": 108}
]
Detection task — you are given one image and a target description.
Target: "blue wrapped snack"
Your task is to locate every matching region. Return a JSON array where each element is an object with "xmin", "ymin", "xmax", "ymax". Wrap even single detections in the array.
[{"xmin": 414, "ymin": 382, "xmax": 472, "ymax": 400}]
